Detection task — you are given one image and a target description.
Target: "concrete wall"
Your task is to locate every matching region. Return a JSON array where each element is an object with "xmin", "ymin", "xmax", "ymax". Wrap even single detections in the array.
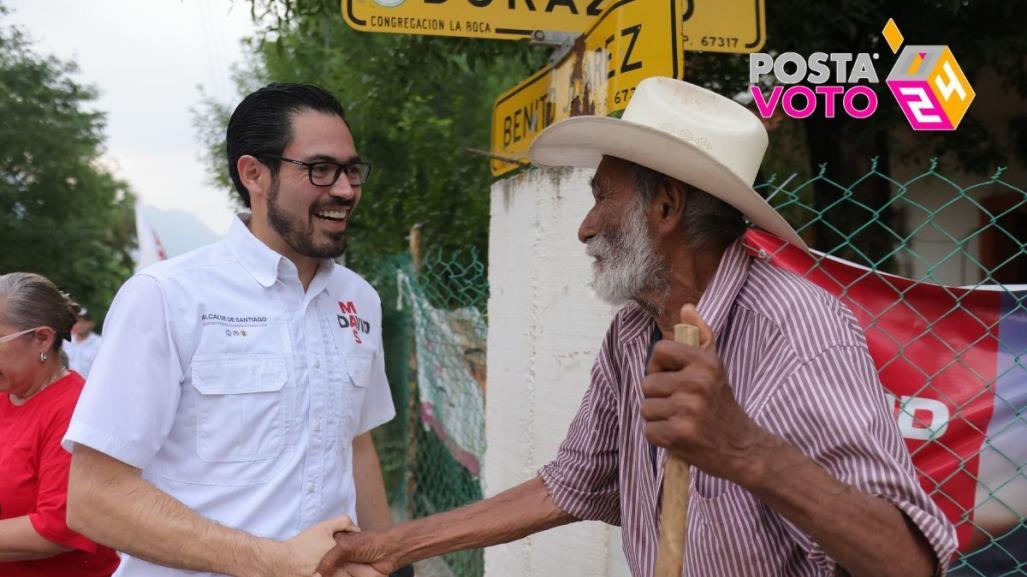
[
  {"xmin": 888, "ymin": 166, "xmax": 1023, "ymax": 287},
  {"xmin": 889, "ymin": 68, "xmax": 1027, "ymax": 286},
  {"xmin": 484, "ymin": 166, "xmax": 631, "ymax": 577}
]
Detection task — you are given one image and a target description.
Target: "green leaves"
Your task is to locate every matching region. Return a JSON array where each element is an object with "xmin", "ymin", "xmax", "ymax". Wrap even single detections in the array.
[
  {"xmin": 196, "ymin": 1, "xmax": 546, "ymax": 270},
  {"xmin": 0, "ymin": 9, "xmax": 136, "ymax": 326}
]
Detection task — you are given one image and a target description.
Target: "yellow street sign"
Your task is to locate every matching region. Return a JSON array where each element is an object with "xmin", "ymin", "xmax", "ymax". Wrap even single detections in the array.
[
  {"xmin": 681, "ymin": 0, "xmax": 765, "ymax": 53},
  {"xmin": 340, "ymin": 0, "xmax": 609, "ymax": 40},
  {"xmin": 490, "ymin": 0, "xmax": 683, "ymax": 176}
]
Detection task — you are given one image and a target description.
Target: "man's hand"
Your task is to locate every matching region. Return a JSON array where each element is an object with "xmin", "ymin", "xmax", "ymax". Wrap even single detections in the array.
[
  {"xmin": 330, "ymin": 562, "xmax": 388, "ymax": 577},
  {"xmin": 316, "ymin": 529, "xmax": 398, "ymax": 577},
  {"xmin": 640, "ymin": 304, "xmax": 767, "ymax": 485},
  {"xmin": 317, "ymin": 478, "xmax": 570, "ymax": 577},
  {"xmin": 265, "ymin": 516, "xmax": 359, "ymax": 577}
]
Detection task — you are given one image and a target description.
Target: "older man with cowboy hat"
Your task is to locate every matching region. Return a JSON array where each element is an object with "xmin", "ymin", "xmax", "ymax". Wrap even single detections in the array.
[{"xmin": 317, "ymin": 78, "xmax": 957, "ymax": 577}]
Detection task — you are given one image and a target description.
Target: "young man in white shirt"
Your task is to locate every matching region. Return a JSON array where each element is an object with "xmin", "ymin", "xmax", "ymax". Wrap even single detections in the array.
[
  {"xmin": 64, "ymin": 308, "xmax": 102, "ymax": 378},
  {"xmin": 64, "ymin": 83, "xmax": 395, "ymax": 577}
]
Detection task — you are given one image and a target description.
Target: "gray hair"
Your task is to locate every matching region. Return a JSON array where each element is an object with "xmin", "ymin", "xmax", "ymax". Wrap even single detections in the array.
[
  {"xmin": 631, "ymin": 163, "xmax": 747, "ymax": 251},
  {"xmin": 0, "ymin": 272, "xmax": 80, "ymax": 351}
]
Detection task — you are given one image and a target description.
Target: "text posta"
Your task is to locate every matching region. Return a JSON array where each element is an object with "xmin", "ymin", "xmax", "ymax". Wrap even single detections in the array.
[{"xmin": 748, "ymin": 52, "xmax": 881, "ymax": 120}]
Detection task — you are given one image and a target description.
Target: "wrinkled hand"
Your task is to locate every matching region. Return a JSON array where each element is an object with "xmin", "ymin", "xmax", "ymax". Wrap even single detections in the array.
[
  {"xmin": 329, "ymin": 562, "xmax": 388, "ymax": 577},
  {"xmin": 640, "ymin": 305, "xmax": 766, "ymax": 484},
  {"xmin": 270, "ymin": 515, "xmax": 359, "ymax": 577},
  {"xmin": 316, "ymin": 529, "xmax": 399, "ymax": 577}
]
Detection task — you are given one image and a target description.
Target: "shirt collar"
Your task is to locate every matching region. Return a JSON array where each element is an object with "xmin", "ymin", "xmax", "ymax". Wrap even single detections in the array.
[
  {"xmin": 226, "ymin": 214, "xmax": 334, "ymax": 290},
  {"xmin": 305, "ymin": 258, "xmax": 336, "ymax": 300},
  {"xmin": 696, "ymin": 238, "xmax": 752, "ymax": 341}
]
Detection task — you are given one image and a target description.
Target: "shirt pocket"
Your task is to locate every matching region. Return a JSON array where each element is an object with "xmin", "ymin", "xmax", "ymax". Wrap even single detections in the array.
[
  {"xmin": 686, "ymin": 471, "xmax": 791, "ymax": 575},
  {"xmin": 191, "ymin": 356, "xmax": 288, "ymax": 463},
  {"xmin": 328, "ymin": 346, "xmax": 377, "ymax": 453},
  {"xmin": 344, "ymin": 349, "xmax": 375, "ymax": 430}
]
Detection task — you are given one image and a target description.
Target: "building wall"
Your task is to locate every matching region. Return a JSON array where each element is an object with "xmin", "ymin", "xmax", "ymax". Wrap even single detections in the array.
[
  {"xmin": 890, "ymin": 68, "xmax": 1027, "ymax": 286},
  {"xmin": 484, "ymin": 166, "xmax": 631, "ymax": 577},
  {"xmin": 888, "ymin": 158, "xmax": 1023, "ymax": 286}
]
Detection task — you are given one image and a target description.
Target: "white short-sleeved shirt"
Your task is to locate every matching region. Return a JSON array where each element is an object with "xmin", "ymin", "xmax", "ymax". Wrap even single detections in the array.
[
  {"xmin": 63, "ymin": 216, "xmax": 395, "ymax": 577},
  {"xmin": 65, "ymin": 332, "xmax": 102, "ymax": 378}
]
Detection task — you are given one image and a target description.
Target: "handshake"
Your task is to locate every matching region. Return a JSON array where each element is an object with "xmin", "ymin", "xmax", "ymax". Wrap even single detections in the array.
[{"xmin": 278, "ymin": 515, "xmax": 409, "ymax": 577}]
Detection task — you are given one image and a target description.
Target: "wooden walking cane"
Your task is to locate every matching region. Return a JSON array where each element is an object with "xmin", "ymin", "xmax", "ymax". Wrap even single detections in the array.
[{"xmin": 653, "ymin": 323, "xmax": 699, "ymax": 577}]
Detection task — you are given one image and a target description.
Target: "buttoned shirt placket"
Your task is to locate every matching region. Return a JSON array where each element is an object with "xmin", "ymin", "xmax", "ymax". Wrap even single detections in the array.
[{"xmin": 275, "ymin": 258, "xmax": 337, "ymax": 527}]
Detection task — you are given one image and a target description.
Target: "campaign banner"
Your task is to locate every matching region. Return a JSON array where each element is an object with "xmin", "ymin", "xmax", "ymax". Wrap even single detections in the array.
[
  {"xmin": 399, "ymin": 270, "xmax": 487, "ymax": 475},
  {"xmin": 743, "ymin": 229, "xmax": 1027, "ymax": 551},
  {"xmin": 133, "ymin": 202, "xmax": 168, "ymax": 271}
]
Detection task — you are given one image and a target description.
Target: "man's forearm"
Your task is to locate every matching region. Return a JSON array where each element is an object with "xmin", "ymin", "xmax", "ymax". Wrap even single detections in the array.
[
  {"xmin": 353, "ymin": 432, "xmax": 392, "ymax": 531},
  {"xmin": 0, "ymin": 516, "xmax": 71, "ymax": 561},
  {"xmin": 743, "ymin": 431, "xmax": 937, "ymax": 577},
  {"xmin": 323, "ymin": 476, "xmax": 575, "ymax": 573},
  {"xmin": 393, "ymin": 477, "xmax": 574, "ymax": 566},
  {"xmin": 67, "ymin": 445, "xmax": 279, "ymax": 577}
]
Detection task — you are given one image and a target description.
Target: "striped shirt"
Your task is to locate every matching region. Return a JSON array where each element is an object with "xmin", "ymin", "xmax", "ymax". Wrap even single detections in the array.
[{"xmin": 539, "ymin": 239, "xmax": 957, "ymax": 576}]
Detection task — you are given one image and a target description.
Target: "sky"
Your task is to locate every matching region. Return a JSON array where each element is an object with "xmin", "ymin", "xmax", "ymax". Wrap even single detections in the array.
[{"xmin": 6, "ymin": 0, "xmax": 260, "ymax": 236}]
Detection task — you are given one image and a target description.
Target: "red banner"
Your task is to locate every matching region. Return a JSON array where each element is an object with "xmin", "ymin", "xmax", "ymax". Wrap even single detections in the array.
[{"xmin": 745, "ymin": 229, "xmax": 1027, "ymax": 550}]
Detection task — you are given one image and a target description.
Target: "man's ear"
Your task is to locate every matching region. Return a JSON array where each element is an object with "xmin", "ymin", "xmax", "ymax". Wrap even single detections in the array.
[
  {"xmin": 653, "ymin": 177, "xmax": 687, "ymax": 234},
  {"xmin": 237, "ymin": 155, "xmax": 268, "ymax": 203}
]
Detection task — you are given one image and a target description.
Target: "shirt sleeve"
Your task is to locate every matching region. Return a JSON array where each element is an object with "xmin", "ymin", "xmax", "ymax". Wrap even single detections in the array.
[
  {"xmin": 29, "ymin": 402, "xmax": 99, "ymax": 553},
  {"xmin": 538, "ymin": 326, "xmax": 622, "ymax": 526},
  {"xmin": 763, "ymin": 345, "xmax": 958, "ymax": 576},
  {"xmin": 63, "ymin": 274, "xmax": 185, "ymax": 470}
]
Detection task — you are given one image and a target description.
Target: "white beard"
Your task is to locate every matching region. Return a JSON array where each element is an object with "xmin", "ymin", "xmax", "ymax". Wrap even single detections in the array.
[{"xmin": 585, "ymin": 199, "xmax": 667, "ymax": 306}]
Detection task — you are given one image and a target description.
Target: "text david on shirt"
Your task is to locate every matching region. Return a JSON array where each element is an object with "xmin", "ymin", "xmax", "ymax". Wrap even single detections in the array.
[{"xmin": 337, "ymin": 301, "xmax": 371, "ymax": 344}]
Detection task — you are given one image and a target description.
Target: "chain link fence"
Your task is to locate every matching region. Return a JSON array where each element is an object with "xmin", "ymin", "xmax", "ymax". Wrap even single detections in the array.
[
  {"xmin": 367, "ymin": 248, "xmax": 488, "ymax": 577},
  {"xmin": 758, "ymin": 162, "xmax": 1026, "ymax": 576},
  {"xmin": 365, "ymin": 163, "xmax": 1025, "ymax": 576}
]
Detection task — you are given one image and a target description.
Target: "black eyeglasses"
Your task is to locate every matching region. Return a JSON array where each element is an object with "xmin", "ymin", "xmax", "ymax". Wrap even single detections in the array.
[{"xmin": 264, "ymin": 156, "xmax": 372, "ymax": 187}]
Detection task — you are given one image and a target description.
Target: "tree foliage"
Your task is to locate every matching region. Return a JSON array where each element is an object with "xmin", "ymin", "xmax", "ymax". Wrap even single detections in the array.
[
  {"xmin": 198, "ymin": 0, "xmax": 1025, "ymax": 266},
  {"xmin": 194, "ymin": 0, "xmax": 546, "ymax": 270},
  {"xmin": 0, "ymin": 5, "xmax": 136, "ymax": 324}
]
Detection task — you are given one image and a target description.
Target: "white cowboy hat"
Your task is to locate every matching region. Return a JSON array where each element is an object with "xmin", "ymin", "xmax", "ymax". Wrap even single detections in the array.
[{"xmin": 529, "ymin": 77, "xmax": 808, "ymax": 251}]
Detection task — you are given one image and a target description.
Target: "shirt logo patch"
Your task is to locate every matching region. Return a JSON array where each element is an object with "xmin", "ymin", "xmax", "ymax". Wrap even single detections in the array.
[
  {"xmin": 201, "ymin": 313, "xmax": 268, "ymax": 328},
  {"xmin": 337, "ymin": 301, "xmax": 371, "ymax": 344},
  {"xmin": 202, "ymin": 314, "xmax": 266, "ymax": 339}
]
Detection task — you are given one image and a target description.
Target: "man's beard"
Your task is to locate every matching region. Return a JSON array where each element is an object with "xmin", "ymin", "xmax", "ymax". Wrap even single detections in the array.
[
  {"xmin": 267, "ymin": 179, "xmax": 348, "ymax": 259},
  {"xmin": 586, "ymin": 199, "xmax": 667, "ymax": 307}
]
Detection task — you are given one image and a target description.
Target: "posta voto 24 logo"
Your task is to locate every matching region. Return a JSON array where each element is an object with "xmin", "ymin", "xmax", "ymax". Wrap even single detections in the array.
[{"xmin": 748, "ymin": 19, "xmax": 975, "ymax": 131}]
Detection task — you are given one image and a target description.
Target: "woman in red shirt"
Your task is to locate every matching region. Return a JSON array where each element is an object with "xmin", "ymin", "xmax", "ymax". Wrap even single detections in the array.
[{"xmin": 0, "ymin": 272, "xmax": 119, "ymax": 576}]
